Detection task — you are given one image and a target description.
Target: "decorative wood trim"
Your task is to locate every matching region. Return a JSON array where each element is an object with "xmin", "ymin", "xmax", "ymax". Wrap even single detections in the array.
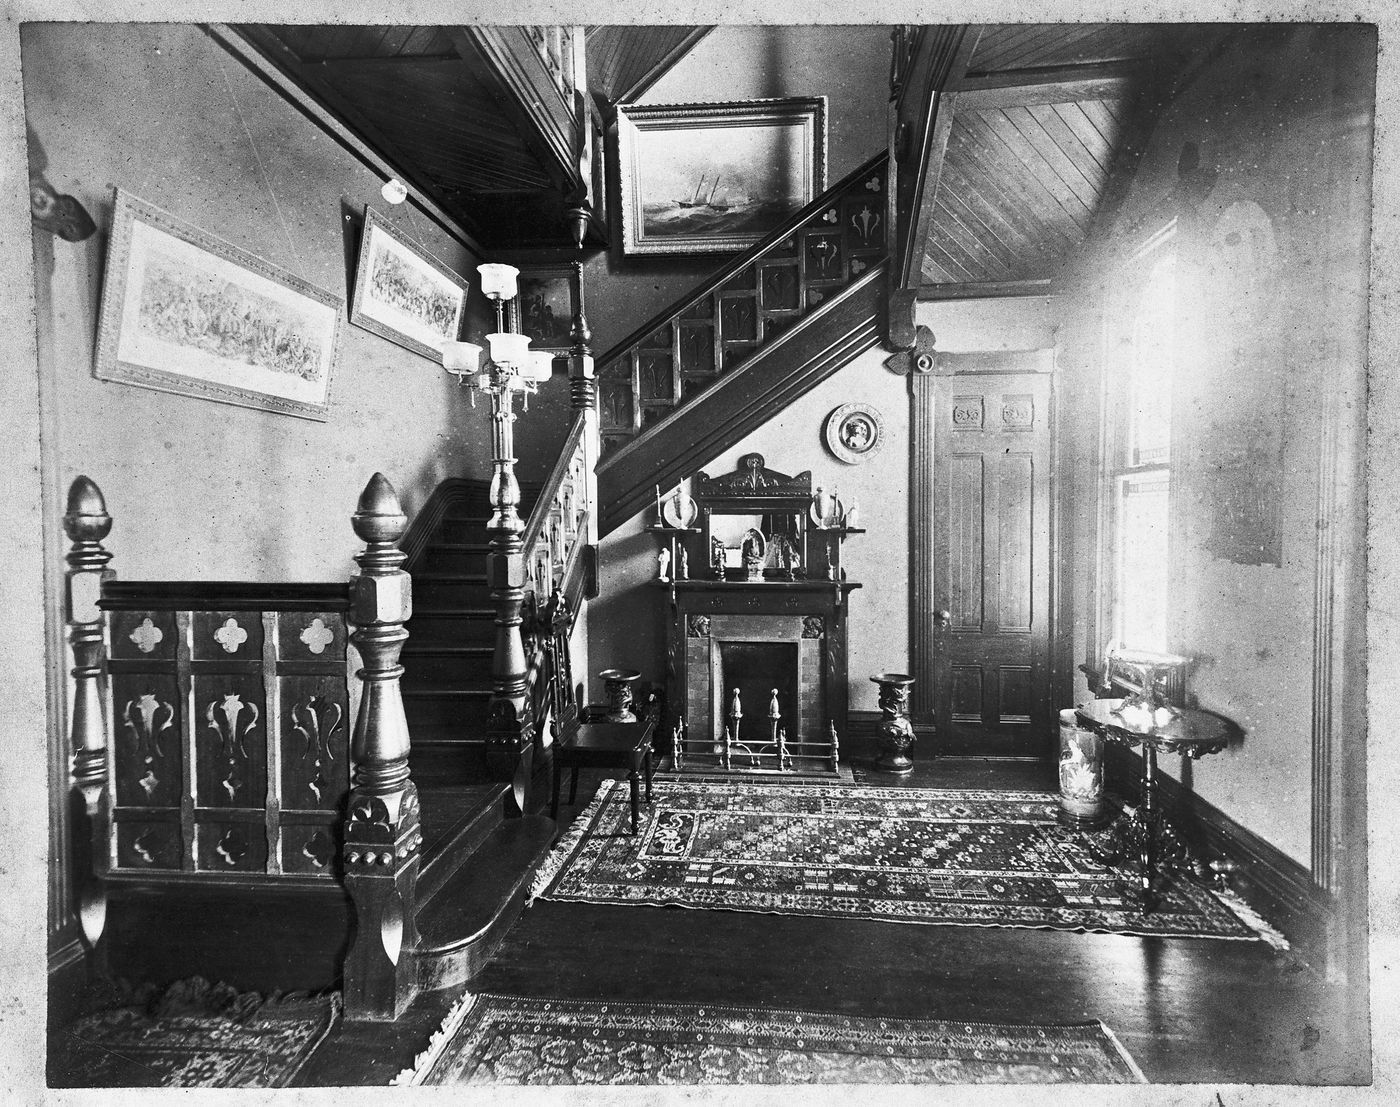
[
  {"xmin": 1107, "ymin": 745, "xmax": 1335, "ymax": 963},
  {"xmin": 932, "ymin": 349, "xmax": 1056, "ymax": 376},
  {"xmin": 100, "ymin": 582, "xmax": 351, "ymax": 612},
  {"xmin": 959, "ymin": 61, "xmax": 1141, "ymax": 110},
  {"xmin": 910, "ymin": 373, "xmax": 937, "ymax": 722},
  {"xmin": 597, "ymin": 263, "xmax": 885, "ymax": 535},
  {"xmin": 1311, "ymin": 385, "xmax": 1340, "ymax": 890},
  {"xmin": 887, "ymin": 25, "xmax": 981, "ymax": 349},
  {"xmin": 207, "ymin": 25, "xmax": 485, "ymax": 257},
  {"xmin": 918, "ymin": 279, "xmax": 1053, "ymax": 301}
]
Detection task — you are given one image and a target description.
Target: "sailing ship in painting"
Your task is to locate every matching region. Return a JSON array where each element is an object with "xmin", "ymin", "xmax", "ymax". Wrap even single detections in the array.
[{"xmin": 646, "ymin": 166, "xmax": 801, "ymax": 239}]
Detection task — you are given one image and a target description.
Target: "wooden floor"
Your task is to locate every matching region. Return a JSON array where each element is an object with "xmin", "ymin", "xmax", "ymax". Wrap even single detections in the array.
[{"xmin": 294, "ymin": 754, "xmax": 1369, "ymax": 1088}]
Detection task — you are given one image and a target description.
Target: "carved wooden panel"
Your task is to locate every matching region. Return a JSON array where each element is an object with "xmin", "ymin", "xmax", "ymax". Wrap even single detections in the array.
[
  {"xmin": 996, "ymin": 665, "xmax": 1033, "ymax": 725},
  {"xmin": 195, "ymin": 817, "xmax": 267, "ymax": 874},
  {"xmin": 679, "ymin": 323, "xmax": 716, "ymax": 375},
  {"xmin": 105, "ymin": 600, "xmax": 351, "ymax": 882},
  {"xmin": 949, "ymin": 455, "xmax": 984, "ymax": 630},
  {"xmin": 111, "ymin": 673, "xmax": 182, "ymax": 808},
  {"xmin": 951, "ymin": 665, "xmax": 983, "ymax": 723},
  {"xmin": 194, "ymin": 610, "xmax": 262, "ymax": 660},
  {"xmin": 996, "ymin": 454, "xmax": 1033, "ymax": 633},
  {"xmin": 639, "ymin": 352, "xmax": 675, "ymax": 401},
  {"xmin": 719, "ymin": 298, "xmax": 757, "ymax": 343},
  {"xmin": 193, "ymin": 675, "xmax": 267, "ymax": 809}
]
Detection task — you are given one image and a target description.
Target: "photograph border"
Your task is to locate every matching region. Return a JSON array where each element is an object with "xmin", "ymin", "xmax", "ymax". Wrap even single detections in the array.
[
  {"xmin": 94, "ymin": 188, "xmax": 344, "ymax": 422},
  {"xmin": 349, "ymin": 205, "xmax": 470, "ymax": 362},
  {"xmin": 616, "ymin": 96, "xmax": 828, "ymax": 256}
]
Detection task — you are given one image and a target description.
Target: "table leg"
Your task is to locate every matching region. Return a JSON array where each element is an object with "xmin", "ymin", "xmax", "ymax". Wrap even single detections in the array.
[
  {"xmin": 629, "ymin": 769, "xmax": 640, "ymax": 835},
  {"xmin": 569, "ymin": 765, "xmax": 579, "ymax": 805},
  {"xmin": 1139, "ymin": 744, "xmax": 1159, "ymax": 913},
  {"xmin": 551, "ymin": 752, "xmax": 562, "ymax": 820},
  {"xmin": 644, "ymin": 747, "xmax": 653, "ymax": 804}
]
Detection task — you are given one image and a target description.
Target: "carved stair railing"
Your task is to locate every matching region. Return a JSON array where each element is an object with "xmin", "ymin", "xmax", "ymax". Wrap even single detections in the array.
[
  {"xmin": 62, "ymin": 473, "xmax": 424, "ymax": 1022},
  {"xmin": 595, "ymin": 152, "xmax": 890, "ymax": 534}
]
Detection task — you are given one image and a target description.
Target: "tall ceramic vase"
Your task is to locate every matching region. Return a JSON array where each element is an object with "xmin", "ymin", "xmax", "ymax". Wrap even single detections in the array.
[
  {"xmin": 599, "ymin": 668, "xmax": 641, "ymax": 723},
  {"xmin": 871, "ymin": 673, "xmax": 916, "ymax": 775},
  {"xmin": 1057, "ymin": 708, "xmax": 1107, "ymax": 828}
]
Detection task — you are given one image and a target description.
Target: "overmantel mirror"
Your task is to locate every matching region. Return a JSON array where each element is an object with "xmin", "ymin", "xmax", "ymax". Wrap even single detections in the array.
[{"xmin": 694, "ymin": 453, "xmax": 813, "ymax": 581}]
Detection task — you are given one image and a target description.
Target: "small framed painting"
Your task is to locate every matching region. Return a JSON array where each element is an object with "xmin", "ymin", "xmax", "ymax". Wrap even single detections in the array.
[
  {"xmin": 95, "ymin": 189, "xmax": 343, "ymax": 421},
  {"xmin": 616, "ymin": 98, "xmax": 827, "ymax": 256},
  {"xmin": 350, "ymin": 207, "xmax": 471, "ymax": 361},
  {"xmin": 517, "ymin": 266, "xmax": 579, "ymax": 353}
]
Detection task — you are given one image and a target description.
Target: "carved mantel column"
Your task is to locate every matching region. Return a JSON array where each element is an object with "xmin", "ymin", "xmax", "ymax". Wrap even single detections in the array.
[
  {"xmin": 343, "ymin": 473, "xmax": 422, "ymax": 1022},
  {"xmin": 64, "ymin": 476, "xmax": 115, "ymax": 952}
]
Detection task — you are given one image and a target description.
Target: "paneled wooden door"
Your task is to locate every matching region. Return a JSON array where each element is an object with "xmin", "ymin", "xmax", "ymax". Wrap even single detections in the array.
[{"xmin": 916, "ymin": 367, "xmax": 1054, "ymax": 758}]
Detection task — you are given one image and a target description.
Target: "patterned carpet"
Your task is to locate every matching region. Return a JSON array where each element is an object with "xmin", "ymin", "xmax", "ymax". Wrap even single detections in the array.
[
  {"xmin": 53, "ymin": 977, "xmax": 339, "ymax": 1088},
  {"xmin": 397, "ymin": 993, "xmax": 1147, "ymax": 1085},
  {"xmin": 531, "ymin": 779, "xmax": 1261, "ymax": 940}
]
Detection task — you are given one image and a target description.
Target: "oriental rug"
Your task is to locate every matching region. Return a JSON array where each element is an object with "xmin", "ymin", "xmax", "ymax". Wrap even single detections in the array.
[
  {"xmin": 396, "ymin": 993, "xmax": 1146, "ymax": 1085},
  {"xmin": 530, "ymin": 779, "xmax": 1262, "ymax": 941},
  {"xmin": 53, "ymin": 977, "xmax": 339, "ymax": 1088}
]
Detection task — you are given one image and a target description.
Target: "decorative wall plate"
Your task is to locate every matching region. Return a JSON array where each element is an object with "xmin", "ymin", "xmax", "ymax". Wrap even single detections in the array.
[
  {"xmin": 823, "ymin": 402, "xmax": 885, "ymax": 463},
  {"xmin": 662, "ymin": 489, "xmax": 698, "ymax": 529}
]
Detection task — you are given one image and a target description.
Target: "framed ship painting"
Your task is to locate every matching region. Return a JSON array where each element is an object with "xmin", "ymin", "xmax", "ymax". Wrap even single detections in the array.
[
  {"xmin": 616, "ymin": 98, "xmax": 827, "ymax": 255},
  {"xmin": 350, "ymin": 206, "xmax": 471, "ymax": 361},
  {"xmin": 95, "ymin": 189, "xmax": 343, "ymax": 421}
]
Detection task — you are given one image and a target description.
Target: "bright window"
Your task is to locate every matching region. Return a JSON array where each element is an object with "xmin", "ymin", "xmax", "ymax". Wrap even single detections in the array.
[{"xmin": 1106, "ymin": 241, "xmax": 1176, "ymax": 653}]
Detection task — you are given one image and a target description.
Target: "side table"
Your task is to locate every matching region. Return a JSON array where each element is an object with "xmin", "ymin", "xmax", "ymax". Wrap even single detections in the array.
[
  {"xmin": 1075, "ymin": 697, "xmax": 1236, "ymax": 912},
  {"xmin": 551, "ymin": 712, "xmax": 658, "ymax": 835}
]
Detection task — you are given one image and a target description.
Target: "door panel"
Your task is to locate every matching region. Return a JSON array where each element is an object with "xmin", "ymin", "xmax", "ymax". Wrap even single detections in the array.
[{"xmin": 929, "ymin": 372, "xmax": 1053, "ymax": 757}]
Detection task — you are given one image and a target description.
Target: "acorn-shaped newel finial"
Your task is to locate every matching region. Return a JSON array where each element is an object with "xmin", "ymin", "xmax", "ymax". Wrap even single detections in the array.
[
  {"xmin": 352, "ymin": 472, "xmax": 408, "ymax": 547},
  {"xmin": 64, "ymin": 475, "xmax": 112, "ymax": 545}
]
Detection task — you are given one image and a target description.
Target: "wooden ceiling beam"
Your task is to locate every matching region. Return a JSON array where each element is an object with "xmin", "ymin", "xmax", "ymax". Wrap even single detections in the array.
[
  {"xmin": 885, "ymin": 25, "xmax": 983, "ymax": 351},
  {"xmin": 612, "ymin": 27, "xmax": 714, "ymax": 106},
  {"xmin": 959, "ymin": 60, "xmax": 1141, "ymax": 110}
]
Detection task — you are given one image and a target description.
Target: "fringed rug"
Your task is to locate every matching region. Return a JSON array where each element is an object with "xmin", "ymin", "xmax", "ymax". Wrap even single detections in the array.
[
  {"xmin": 531, "ymin": 779, "xmax": 1265, "ymax": 941},
  {"xmin": 395, "ymin": 992, "xmax": 1147, "ymax": 1085},
  {"xmin": 54, "ymin": 977, "xmax": 339, "ymax": 1088}
]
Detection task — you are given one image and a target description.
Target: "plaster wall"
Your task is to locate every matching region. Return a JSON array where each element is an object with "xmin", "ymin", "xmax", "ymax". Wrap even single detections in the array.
[
  {"xmin": 1061, "ymin": 26, "xmax": 1373, "ymax": 865},
  {"xmin": 22, "ymin": 22, "xmax": 571, "ymax": 585}
]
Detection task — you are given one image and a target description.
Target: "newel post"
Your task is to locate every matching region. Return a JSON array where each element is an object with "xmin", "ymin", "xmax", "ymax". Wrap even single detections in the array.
[
  {"xmin": 64, "ymin": 476, "xmax": 114, "ymax": 953},
  {"xmin": 343, "ymin": 473, "xmax": 422, "ymax": 1022},
  {"xmin": 484, "ymin": 382, "xmax": 535, "ymax": 818}
]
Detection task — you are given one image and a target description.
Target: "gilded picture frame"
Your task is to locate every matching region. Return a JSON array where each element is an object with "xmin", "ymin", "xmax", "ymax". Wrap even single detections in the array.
[
  {"xmin": 94, "ymin": 188, "xmax": 343, "ymax": 422},
  {"xmin": 616, "ymin": 98, "xmax": 828, "ymax": 255},
  {"xmin": 350, "ymin": 206, "xmax": 471, "ymax": 362},
  {"xmin": 516, "ymin": 266, "xmax": 580, "ymax": 354}
]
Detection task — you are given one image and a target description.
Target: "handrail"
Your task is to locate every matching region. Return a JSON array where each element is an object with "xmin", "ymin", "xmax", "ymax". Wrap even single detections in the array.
[
  {"xmin": 521, "ymin": 412, "xmax": 587, "ymax": 556},
  {"xmin": 100, "ymin": 581, "xmax": 351, "ymax": 611},
  {"xmin": 595, "ymin": 150, "xmax": 889, "ymax": 368}
]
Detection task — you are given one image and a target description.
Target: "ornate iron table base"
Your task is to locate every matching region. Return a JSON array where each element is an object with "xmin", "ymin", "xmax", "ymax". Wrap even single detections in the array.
[{"xmin": 1075, "ymin": 698, "xmax": 1235, "ymax": 915}]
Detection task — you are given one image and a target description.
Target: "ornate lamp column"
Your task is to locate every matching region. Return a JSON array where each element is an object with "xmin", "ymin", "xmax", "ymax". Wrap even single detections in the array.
[
  {"xmin": 342, "ymin": 473, "xmax": 422, "ymax": 1022},
  {"xmin": 64, "ymin": 476, "xmax": 115, "ymax": 954}
]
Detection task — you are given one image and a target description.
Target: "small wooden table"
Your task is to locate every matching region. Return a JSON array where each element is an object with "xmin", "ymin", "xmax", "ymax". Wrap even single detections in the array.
[
  {"xmin": 1075, "ymin": 697, "xmax": 1235, "ymax": 912},
  {"xmin": 551, "ymin": 714, "xmax": 657, "ymax": 835}
]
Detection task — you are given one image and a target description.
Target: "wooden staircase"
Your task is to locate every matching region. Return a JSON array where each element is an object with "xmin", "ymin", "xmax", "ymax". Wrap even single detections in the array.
[
  {"xmin": 398, "ymin": 478, "xmax": 539, "ymax": 787},
  {"xmin": 595, "ymin": 152, "xmax": 890, "ymax": 535}
]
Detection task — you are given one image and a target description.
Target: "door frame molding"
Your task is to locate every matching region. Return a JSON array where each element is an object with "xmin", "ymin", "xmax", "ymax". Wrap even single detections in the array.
[{"xmin": 908, "ymin": 348, "xmax": 1057, "ymax": 742}]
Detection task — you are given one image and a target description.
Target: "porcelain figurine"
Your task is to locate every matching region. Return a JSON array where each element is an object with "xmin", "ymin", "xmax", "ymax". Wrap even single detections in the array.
[{"xmin": 657, "ymin": 547, "xmax": 671, "ymax": 582}]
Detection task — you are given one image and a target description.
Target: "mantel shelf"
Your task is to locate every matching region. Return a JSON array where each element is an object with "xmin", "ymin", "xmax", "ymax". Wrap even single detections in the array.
[
  {"xmin": 652, "ymin": 579, "xmax": 862, "ymax": 592},
  {"xmin": 646, "ymin": 524, "xmax": 702, "ymax": 534}
]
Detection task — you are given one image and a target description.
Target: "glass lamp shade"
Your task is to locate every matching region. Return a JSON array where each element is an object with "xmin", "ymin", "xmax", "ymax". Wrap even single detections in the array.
[
  {"xmin": 442, "ymin": 340, "xmax": 483, "ymax": 376},
  {"xmin": 477, "ymin": 263, "xmax": 520, "ymax": 302},
  {"xmin": 487, "ymin": 331, "xmax": 531, "ymax": 371},
  {"xmin": 528, "ymin": 350, "xmax": 555, "ymax": 383}
]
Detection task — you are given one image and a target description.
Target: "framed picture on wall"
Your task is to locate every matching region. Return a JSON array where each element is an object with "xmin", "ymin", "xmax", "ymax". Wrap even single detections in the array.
[
  {"xmin": 94, "ymin": 188, "xmax": 344, "ymax": 421},
  {"xmin": 616, "ymin": 97, "xmax": 827, "ymax": 256},
  {"xmin": 516, "ymin": 266, "xmax": 579, "ymax": 353},
  {"xmin": 349, "ymin": 206, "xmax": 471, "ymax": 361}
]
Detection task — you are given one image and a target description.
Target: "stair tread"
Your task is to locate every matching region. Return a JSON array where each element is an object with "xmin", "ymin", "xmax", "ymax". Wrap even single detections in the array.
[
  {"xmin": 409, "ymin": 607, "xmax": 496, "ymax": 618},
  {"xmin": 414, "ymin": 815, "xmax": 556, "ymax": 953},
  {"xmin": 417, "ymin": 783, "xmax": 508, "ymax": 904},
  {"xmin": 401, "ymin": 644, "xmax": 494, "ymax": 655},
  {"xmin": 403, "ymin": 686, "xmax": 492, "ymax": 698}
]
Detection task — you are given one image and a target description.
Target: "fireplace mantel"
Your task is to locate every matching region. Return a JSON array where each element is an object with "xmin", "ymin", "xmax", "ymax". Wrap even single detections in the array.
[{"xmin": 662, "ymin": 577, "xmax": 858, "ymax": 773}]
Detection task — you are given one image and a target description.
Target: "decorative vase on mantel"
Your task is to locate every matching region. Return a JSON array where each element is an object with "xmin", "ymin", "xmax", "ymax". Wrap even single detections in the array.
[{"xmin": 870, "ymin": 672, "xmax": 916, "ymax": 775}]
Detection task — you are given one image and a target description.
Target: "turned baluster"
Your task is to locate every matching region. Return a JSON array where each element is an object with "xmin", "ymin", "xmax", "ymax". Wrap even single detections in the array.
[
  {"xmin": 568, "ymin": 259, "xmax": 599, "ymax": 551},
  {"xmin": 343, "ymin": 473, "xmax": 422, "ymax": 1022},
  {"xmin": 64, "ymin": 476, "xmax": 115, "ymax": 951}
]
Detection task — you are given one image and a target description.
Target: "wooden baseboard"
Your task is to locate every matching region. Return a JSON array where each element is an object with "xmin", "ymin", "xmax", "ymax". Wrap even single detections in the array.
[
  {"xmin": 48, "ymin": 932, "xmax": 92, "ymax": 1030},
  {"xmin": 1106, "ymin": 745, "xmax": 1335, "ymax": 962}
]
